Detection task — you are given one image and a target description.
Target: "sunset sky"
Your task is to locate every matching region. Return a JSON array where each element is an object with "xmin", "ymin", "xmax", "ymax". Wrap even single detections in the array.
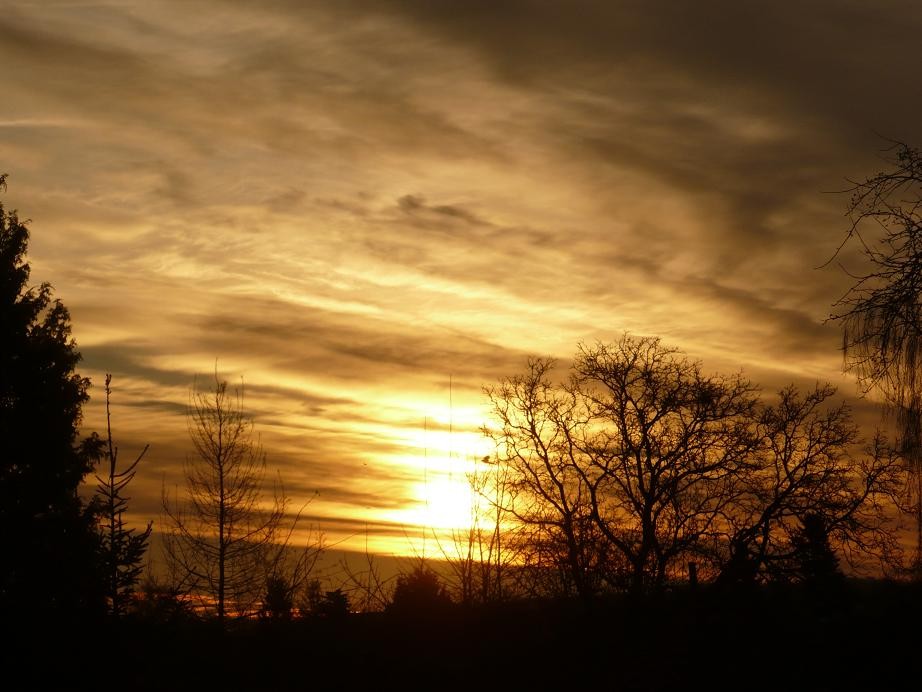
[{"xmin": 2, "ymin": 0, "xmax": 921, "ymax": 555}]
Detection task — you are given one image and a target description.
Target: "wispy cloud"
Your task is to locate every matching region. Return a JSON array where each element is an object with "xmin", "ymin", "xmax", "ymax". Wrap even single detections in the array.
[{"xmin": 2, "ymin": 0, "xmax": 917, "ymax": 551}]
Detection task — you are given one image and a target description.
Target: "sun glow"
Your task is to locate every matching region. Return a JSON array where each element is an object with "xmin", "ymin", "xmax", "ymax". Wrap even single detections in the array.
[
  {"xmin": 415, "ymin": 475, "xmax": 475, "ymax": 530},
  {"xmin": 381, "ymin": 464, "xmax": 479, "ymax": 533}
]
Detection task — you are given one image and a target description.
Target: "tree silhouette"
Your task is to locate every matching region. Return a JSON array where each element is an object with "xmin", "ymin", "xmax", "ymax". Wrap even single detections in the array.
[
  {"xmin": 0, "ymin": 173, "xmax": 104, "ymax": 619},
  {"xmin": 487, "ymin": 336, "xmax": 905, "ymax": 593},
  {"xmin": 484, "ymin": 357, "xmax": 609, "ymax": 600},
  {"xmin": 828, "ymin": 140, "xmax": 922, "ymax": 574},
  {"xmin": 720, "ymin": 386, "xmax": 903, "ymax": 582},
  {"xmin": 569, "ymin": 338, "xmax": 760, "ymax": 592},
  {"xmin": 162, "ymin": 371, "xmax": 320, "ymax": 625},
  {"xmin": 299, "ymin": 580, "xmax": 349, "ymax": 618},
  {"xmin": 791, "ymin": 513, "xmax": 843, "ymax": 585},
  {"xmin": 316, "ymin": 588, "xmax": 349, "ymax": 618},
  {"xmin": 436, "ymin": 454, "xmax": 522, "ymax": 605},
  {"xmin": 134, "ymin": 573, "xmax": 193, "ymax": 624},
  {"xmin": 93, "ymin": 374, "xmax": 152, "ymax": 616},
  {"xmin": 261, "ymin": 574, "xmax": 294, "ymax": 620},
  {"xmin": 487, "ymin": 335, "xmax": 760, "ymax": 595},
  {"xmin": 388, "ymin": 562, "xmax": 451, "ymax": 615}
]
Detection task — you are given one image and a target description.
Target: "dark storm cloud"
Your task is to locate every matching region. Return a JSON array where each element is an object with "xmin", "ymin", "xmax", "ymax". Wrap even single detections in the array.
[
  {"xmin": 242, "ymin": 1, "xmax": 910, "ymax": 363},
  {"xmin": 366, "ymin": 190, "xmax": 837, "ymax": 366},
  {"xmin": 234, "ymin": 381, "xmax": 357, "ymax": 419},
  {"xmin": 361, "ymin": 194, "xmax": 587, "ymax": 306}
]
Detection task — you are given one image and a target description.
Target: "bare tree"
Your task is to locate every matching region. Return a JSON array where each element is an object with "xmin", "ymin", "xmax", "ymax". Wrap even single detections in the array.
[
  {"xmin": 485, "ymin": 338, "xmax": 761, "ymax": 596},
  {"xmin": 259, "ymin": 519, "xmax": 325, "ymax": 620},
  {"xmin": 466, "ymin": 453, "xmax": 522, "ymax": 602},
  {"xmin": 568, "ymin": 337, "xmax": 761, "ymax": 592},
  {"xmin": 488, "ymin": 338, "xmax": 907, "ymax": 593},
  {"xmin": 94, "ymin": 374, "xmax": 152, "ymax": 616},
  {"xmin": 338, "ymin": 527, "xmax": 394, "ymax": 613},
  {"xmin": 485, "ymin": 357, "xmax": 608, "ymax": 599},
  {"xmin": 435, "ymin": 453, "xmax": 523, "ymax": 604},
  {"xmin": 828, "ymin": 140, "xmax": 922, "ymax": 573},
  {"xmin": 162, "ymin": 372, "xmax": 317, "ymax": 624},
  {"xmin": 718, "ymin": 385, "xmax": 905, "ymax": 583}
]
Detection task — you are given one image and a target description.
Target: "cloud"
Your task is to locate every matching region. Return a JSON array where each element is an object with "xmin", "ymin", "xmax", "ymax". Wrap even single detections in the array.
[{"xmin": 3, "ymin": 0, "xmax": 917, "ymax": 550}]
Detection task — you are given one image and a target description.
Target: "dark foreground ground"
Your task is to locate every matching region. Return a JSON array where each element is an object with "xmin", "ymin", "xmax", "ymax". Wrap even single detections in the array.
[{"xmin": 8, "ymin": 580, "xmax": 922, "ymax": 691}]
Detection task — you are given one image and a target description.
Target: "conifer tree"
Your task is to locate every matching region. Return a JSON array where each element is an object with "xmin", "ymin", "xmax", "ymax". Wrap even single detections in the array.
[
  {"xmin": 94, "ymin": 374, "xmax": 152, "ymax": 616},
  {"xmin": 0, "ymin": 173, "xmax": 104, "ymax": 619}
]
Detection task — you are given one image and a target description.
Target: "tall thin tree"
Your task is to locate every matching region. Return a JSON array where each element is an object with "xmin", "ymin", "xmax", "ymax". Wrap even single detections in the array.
[
  {"xmin": 94, "ymin": 374, "xmax": 152, "ymax": 616},
  {"xmin": 162, "ymin": 371, "xmax": 318, "ymax": 625}
]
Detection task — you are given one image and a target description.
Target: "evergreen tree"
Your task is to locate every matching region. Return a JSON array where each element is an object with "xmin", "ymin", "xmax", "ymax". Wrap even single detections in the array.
[
  {"xmin": 389, "ymin": 563, "xmax": 452, "ymax": 615},
  {"xmin": 792, "ymin": 513, "xmax": 843, "ymax": 585},
  {"xmin": 94, "ymin": 374, "xmax": 152, "ymax": 616},
  {"xmin": 0, "ymin": 173, "xmax": 104, "ymax": 620}
]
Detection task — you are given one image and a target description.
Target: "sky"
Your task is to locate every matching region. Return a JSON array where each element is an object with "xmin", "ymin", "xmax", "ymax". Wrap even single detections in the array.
[{"xmin": 2, "ymin": 0, "xmax": 921, "ymax": 555}]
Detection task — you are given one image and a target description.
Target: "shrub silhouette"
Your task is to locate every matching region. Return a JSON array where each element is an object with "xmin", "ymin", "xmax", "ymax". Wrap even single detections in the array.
[
  {"xmin": 793, "ymin": 513, "xmax": 843, "ymax": 585},
  {"xmin": 262, "ymin": 574, "xmax": 295, "ymax": 620},
  {"xmin": 317, "ymin": 588, "xmax": 349, "ymax": 618},
  {"xmin": 388, "ymin": 564, "xmax": 451, "ymax": 615},
  {"xmin": 134, "ymin": 576, "xmax": 193, "ymax": 624}
]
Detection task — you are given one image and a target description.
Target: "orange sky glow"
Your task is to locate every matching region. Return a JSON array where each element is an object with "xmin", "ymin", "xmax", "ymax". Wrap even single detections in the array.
[{"xmin": 2, "ymin": 0, "xmax": 922, "ymax": 557}]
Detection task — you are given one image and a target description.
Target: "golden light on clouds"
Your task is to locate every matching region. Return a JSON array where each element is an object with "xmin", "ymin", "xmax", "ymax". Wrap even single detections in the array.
[{"xmin": 3, "ymin": 0, "xmax": 922, "ymax": 556}]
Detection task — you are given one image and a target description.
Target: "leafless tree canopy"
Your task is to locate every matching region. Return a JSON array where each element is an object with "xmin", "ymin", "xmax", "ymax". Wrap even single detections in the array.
[
  {"xmin": 433, "ymin": 453, "xmax": 522, "ymax": 605},
  {"xmin": 721, "ymin": 386, "xmax": 904, "ymax": 581},
  {"xmin": 832, "ymin": 142, "xmax": 922, "ymax": 403},
  {"xmin": 829, "ymin": 140, "xmax": 922, "ymax": 571},
  {"xmin": 486, "ymin": 335, "xmax": 905, "ymax": 595},
  {"xmin": 162, "ymin": 373, "xmax": 320, "ymax": 623}
]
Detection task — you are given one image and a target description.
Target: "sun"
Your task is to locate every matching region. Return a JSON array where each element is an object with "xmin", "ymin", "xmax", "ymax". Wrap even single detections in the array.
[{"xmin": 415, "ymin": 475, "xmax": 474, "ymax": 530}]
